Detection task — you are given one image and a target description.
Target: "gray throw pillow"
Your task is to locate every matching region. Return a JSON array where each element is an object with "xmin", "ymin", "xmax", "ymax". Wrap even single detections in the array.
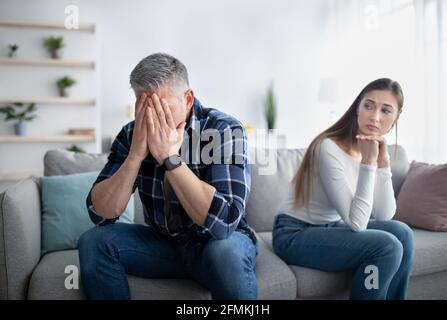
[{"xmin": 44, "ymin": 149, "xmax": 108, "ymax": 176}]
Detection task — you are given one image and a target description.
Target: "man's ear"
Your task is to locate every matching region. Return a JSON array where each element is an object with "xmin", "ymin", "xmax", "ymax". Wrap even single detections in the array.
[{"xmin": 185, "ymin": 89, "xmax": 195, "ymax": 110}]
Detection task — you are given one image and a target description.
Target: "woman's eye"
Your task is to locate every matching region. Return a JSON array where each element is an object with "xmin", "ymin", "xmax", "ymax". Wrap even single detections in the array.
[
  {"xmin": 382, "ymin": 109, "xmax": 392, "ymax": 114},
  {"xmin": 365, "ymin": 104, "xmax": 373, "ymax": 109}
]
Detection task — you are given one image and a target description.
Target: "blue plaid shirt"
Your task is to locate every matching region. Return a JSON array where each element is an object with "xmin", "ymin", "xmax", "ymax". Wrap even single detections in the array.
[{"xmin": 86, "ymin": 98, "xmax": 256, "ymax": 244}]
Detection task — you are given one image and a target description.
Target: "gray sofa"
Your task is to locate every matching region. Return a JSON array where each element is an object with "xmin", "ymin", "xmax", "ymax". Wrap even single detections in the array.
[{"xmin": 1, "ymin": 146, "xmax": 446, "ymax": 299}]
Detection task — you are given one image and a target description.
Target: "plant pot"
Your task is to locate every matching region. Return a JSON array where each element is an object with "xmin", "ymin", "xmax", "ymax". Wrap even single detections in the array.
[
  {"xmin": 58, "ymin": 86, "xmax": 69, "ymax": 97},
  {"xmin": 14, "ymin": 121, "xmax": 26, "ymax": 136},
  {"xmin": 50, "ymin": 49, "xmax": 61, "ymax": 59}
]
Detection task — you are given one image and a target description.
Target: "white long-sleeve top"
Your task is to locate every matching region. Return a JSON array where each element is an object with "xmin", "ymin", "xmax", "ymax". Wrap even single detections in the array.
[{"xmin": 280, "ymin": 138, "xmax": 396, "ymax": 231}]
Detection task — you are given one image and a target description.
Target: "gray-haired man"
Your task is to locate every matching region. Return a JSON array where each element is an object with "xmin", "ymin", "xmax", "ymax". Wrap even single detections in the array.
[{"xmin": 78, "ymin": 53, "xmax": 258, "ymax": 300}]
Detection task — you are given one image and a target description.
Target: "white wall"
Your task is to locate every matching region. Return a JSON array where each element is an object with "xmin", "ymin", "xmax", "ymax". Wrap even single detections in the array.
[
  {"xmin": 2, "ymin": 0, "xmax": 443, "ymax": 186},
  {"xmin": 0, "ymin": 0, "xmax": 101, "ymax": 181},
  {"xmin": 97, "ymin": 0, "xmax": 331, "ymax": 150}
]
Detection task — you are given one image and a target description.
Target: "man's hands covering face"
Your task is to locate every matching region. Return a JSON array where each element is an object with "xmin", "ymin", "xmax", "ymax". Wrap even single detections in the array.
[
  {"xmin": 146, "ymin": 93, "xmax": 186, "ymax": 165},
  {"xmin": 128, "ymin": 93, "xmax": 186, "ymax": 165}
]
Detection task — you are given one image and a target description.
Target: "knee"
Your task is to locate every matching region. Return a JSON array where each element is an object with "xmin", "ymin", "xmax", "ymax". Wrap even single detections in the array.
[
  {"xmin": 377, "ymin": 233, "xmax": 404, "ymax": 268},
  {"xmin": 204, "ymin": 234, "xmax": 255, "ymax": 271},
  {"xmin": 387, "ymin": 220, "xmax": 414, "ymax": 242},
  {"xmin": 78, "ymin": 225, "xmax": 117, "ymax": 259}
]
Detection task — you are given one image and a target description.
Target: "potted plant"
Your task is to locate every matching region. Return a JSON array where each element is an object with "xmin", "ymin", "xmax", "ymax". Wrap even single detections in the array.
[
  {"xmin": 265, "ymin": 84, "xmax": 277, "ymax": 132},
  {"xmin": 7, "ymin": 44, "xmax": 19, "ymax": 58},
  {"xmin": 0, "ymin": 102, "xmax": 38, "ymax": 136},
  {"xmin": 43, "ymin": 36, "xmax": 65, "ymax": 59},
  {"xmin": 56, "ymin": 76, "xmax": 76, "ymax": 97},
  {"xmin": 66, "ymin": 144, "xmax": 86, "ymax": 153}
]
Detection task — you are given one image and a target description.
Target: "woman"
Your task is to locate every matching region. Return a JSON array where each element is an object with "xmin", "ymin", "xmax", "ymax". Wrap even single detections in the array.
[{"xmin": 272, "ymin": 78, "xmax": 414, "ymax": 300}]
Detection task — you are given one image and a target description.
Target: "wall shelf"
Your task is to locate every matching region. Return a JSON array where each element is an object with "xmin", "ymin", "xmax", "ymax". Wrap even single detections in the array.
[
  {"xmin": 0, "ymin": 135, "xmax": 95, "ymax": 143},
  {"xmin": 0, "ymin": 97, "xmax": 95, "ymax": 106},
  {"xmin": 0, "ymin": 19, "xmax": 95, "ymax": 33},
  {"xmin": 0, "ymin": 58, "xmax": 95, "ymax": 69},
  {"xmin": 0, "ymin": 173, "xmax": 41, "ymax": 181}
]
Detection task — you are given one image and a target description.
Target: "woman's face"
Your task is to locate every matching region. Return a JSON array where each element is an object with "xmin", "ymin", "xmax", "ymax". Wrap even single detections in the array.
[{"xmin": 357, "ymin": 90, "xmax": 400, "ymax": 137}]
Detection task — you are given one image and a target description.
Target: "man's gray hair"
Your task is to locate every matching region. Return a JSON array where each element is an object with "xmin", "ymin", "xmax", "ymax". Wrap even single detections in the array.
[{"xmin": 130, "ymin": 53, "xmax": 189, "ymax": 94}]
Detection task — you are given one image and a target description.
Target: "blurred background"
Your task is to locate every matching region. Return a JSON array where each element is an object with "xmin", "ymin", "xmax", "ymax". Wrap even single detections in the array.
[{"xmin": 0, "ymin": 0, "xmax": 446, "ymax": 191}]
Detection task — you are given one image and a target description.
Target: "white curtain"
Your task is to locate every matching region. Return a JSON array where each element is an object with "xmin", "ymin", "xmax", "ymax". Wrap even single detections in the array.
[{"xmin": 323, "ymin": 0, "xmax": 447, "ymax": 163}]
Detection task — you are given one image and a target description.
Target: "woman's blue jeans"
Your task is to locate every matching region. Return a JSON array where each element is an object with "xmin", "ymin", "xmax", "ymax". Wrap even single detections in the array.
[
  {"xmin": 78, "ymin": 223, "xmax": 258, "ymax": 300},
  {"xmin": 272, "ymin": 214, "xmax": 414, "ymax": 300}
]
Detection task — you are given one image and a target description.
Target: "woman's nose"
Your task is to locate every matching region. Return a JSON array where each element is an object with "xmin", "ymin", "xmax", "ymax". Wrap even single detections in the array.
[{"xmin": 370, "ymin": 111, "xmax": 380, "ymax": 123}]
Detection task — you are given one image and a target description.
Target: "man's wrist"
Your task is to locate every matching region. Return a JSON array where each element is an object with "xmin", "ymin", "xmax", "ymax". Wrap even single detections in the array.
[
  {"xmin": 126, "ymin": 155, "xmax": 144, "ymax": 167},
  {"xmin": 162, "ymin": 154, "xmax": 182, "ymax": 171}
]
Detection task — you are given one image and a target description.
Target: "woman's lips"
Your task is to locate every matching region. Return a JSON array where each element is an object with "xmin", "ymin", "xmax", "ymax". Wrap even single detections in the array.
[{"xmin": 367, "ymin": 125, "xmax": 379, "ymax": 131}]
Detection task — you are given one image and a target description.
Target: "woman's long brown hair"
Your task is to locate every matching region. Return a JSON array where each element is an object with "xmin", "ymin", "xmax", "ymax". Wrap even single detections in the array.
[{"xmin": 292, "ymin": 78, "xmax": 404, "ymax": 211}]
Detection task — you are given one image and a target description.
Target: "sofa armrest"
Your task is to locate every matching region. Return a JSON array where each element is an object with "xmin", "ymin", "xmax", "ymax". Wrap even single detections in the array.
[{"xmin": 0, "ymin": 177, "xmax": 42, "ymax": 299}]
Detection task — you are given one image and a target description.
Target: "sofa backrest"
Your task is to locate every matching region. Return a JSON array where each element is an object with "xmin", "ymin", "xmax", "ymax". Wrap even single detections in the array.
[
  {"xmin": 43, "ymin": 145, "xmax": 410, "ymax": 233},
  {"xmin": 245, "ymin": 145, "xmax": 410, "ymax": 232}
]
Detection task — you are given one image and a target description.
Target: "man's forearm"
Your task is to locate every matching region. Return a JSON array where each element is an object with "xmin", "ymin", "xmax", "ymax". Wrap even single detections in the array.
[
  {"xmin": 165, "ymin": 162, "xmax": 216, "ymax": 226},
  {"xmin": 91, "ymin": 156, "xmax": 142, "ymax": 219}
]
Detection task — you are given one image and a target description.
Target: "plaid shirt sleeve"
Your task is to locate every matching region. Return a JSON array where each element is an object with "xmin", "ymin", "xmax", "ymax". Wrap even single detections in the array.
[
  {"xmin": 202, "ymin": 124, "xmax": 251, "ymax": 240},
  {"xmin": 86, "ymin": 124, "xmax": 138, "ymax": 226}
]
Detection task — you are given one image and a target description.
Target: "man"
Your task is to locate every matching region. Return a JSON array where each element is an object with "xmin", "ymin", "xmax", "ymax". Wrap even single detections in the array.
[{"xmin": 78, "ymin": 53, "xmax": 258, "ymax": 300}]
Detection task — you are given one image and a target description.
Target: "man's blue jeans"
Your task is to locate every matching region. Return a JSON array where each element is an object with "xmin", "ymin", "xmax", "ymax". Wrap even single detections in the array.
[
  {"xmin": 272, "ymin": 214, "xmax": 414, "ymax": 300},
  {"xmin": 78, "ymin": 223, "xmax": 258, "ymax": 300}
]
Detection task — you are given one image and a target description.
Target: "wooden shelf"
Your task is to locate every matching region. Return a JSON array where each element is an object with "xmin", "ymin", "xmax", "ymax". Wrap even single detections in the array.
[
  {"xmin": 0, "ymin": 58, "xmax": 95, "ymax": 69},
  {"xmin": 0, "ymin": 173, "xmax": 41, "ymax": 181},
  {"xmin": 0, "ymin": 97, "xmax": 95, "ymax": 106},
  {"xmin": 0, "ymin": 20, "xmax": 95, "ymax": 33},
  {"xmin": 0, "ymin": 135, "xmax": 95, "ymax": 143}
]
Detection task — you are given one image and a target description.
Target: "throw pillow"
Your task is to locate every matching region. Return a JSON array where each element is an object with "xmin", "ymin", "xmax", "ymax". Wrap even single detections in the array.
[
  {"xmin": 41, "ymin": 171, "xmax": 134, "ymax": 255},
  {"xmin": 394, "ymin": 161, "xmax": 447, "ymax": 231}
]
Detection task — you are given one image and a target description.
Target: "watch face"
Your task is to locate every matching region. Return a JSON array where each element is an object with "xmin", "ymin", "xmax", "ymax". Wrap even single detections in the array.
[
  {"xmin": 170, "ymin": 155, "xmax": 181, "ymax": 165},
  {"xmin": 165, "ymin": 155, "xmax": 182, "ymax": 170}
]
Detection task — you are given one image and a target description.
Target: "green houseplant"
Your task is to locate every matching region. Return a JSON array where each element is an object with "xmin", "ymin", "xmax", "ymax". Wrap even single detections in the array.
[
  {"xmin": 43, "ymin": 36, "xmax": 65, "ymax": 59},
  {"xmin": 56, "ymin": 76, "xmax": 76, "ymax": 97},
  {"xmin": 0, "ymin": 102, "xmax": 37, "ymax": 136},
  {"xmin": 66, "ymin": 144, "xmax": 86, "ymax": 153},
  {"xmin": 265, "ymin": 84, "xmax": 277, "ymax": 131},
  {"xmin": 8, "ymin": 44, "xmax": 19, "ymax": 58}
]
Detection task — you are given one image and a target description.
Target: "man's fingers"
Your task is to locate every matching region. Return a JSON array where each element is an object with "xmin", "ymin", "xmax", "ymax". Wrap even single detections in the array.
[
  {"xmin": 161, "ymin": 98, "xmax": 176, "ymax": 129},
  {"xmin": 151, "ymin": 94, "xmax": 168, "ymax": 129},
  {"xmin": 135, "ymin": 92, "xmax": 147, "ymax": 119},
  {"xmin": 147, "ymin": 106, "xmax": 155, "ymax": 134},
  {"xmin": 148, "ymin": 99, "xmax": 161, "ymax": 131},
  {"xmin": 135, "ymin": 94, "xmax": 148, "ymax": 132}
]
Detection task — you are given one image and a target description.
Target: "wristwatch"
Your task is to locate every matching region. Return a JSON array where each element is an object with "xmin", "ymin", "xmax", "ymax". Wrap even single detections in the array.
[{"xmin": 162, "ymin": 154, "xmax": 182, "ymax": 171}]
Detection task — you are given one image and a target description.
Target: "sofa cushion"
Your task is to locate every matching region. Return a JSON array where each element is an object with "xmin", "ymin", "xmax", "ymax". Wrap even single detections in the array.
[
  {"xmin": 40, "ymin": 172, "xmax": 134, "ymax": 255},
  {"xmin": 28, "ymin": 235, "xmax": 297, "ymax": 299},
  {"xmin": 27, "ymin": 250, "xmax": 210, "ymax": 300},
  {"xmin": 259, "ymin": 227, "xmax": 447, "ymax": 298},
  {"xmin": 395, "ymin": 161, "xmax": 447, "ymax": 231},
  {"xmin": 412, "ymin": 228, "xmax": 447, "ymax": 276},
  {"xmin": 258, "ymin": 232, "xmax": 351, "ymax": 298},
  {"xmin": 388, "ymin": 144, "xmax": 410, "ymax": 197},
  {"xmin": 44, "ymin": 149, "xmax": 108, "ymax": 177},
  {"xmin": 246, "ymin": 148, "xmax": 304, "ymax": 232},
  {"xmin": 43, "ymin": 149, "xmax": 145, "ymax": 225}
]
